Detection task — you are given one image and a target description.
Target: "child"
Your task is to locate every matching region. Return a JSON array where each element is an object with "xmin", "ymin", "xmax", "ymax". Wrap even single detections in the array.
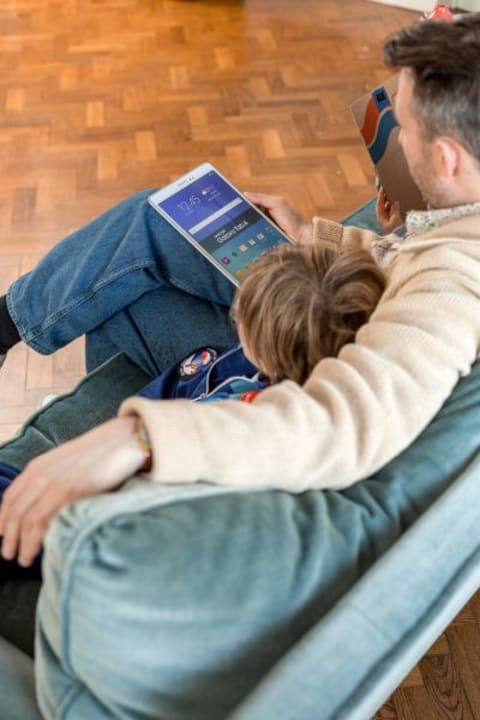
[
  {"xmin": 0, "ymin": 241, "xmax": 385, "ymax": 577},
  {"xmin": 136, "ymin": 241, "xmax": 385, "ymax": 402}
]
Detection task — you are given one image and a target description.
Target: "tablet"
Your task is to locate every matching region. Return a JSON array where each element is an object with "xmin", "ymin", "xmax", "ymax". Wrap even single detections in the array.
[{"xmin": 148, "ymin": 163, "xmax": 292, "ymax": 286}]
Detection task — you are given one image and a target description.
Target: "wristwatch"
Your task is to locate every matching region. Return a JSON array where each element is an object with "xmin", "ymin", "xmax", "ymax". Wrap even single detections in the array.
[{"xmin": 133, "ymin": 417, "xmax": 153, "ymax": 472}]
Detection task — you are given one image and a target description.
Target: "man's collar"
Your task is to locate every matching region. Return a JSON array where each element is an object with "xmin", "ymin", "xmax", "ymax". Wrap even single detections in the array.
[{"xmin": 406, "ymin": 202, "xmax": 480, "ymax": 237}]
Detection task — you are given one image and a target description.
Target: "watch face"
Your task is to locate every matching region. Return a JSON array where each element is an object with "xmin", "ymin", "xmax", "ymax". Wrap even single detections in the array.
[
  {"xmin": 178, "ymin": 348, "xmax": 218, "ymax": 378},
  {"xmin": 134, "ymin": 419, "xmax": 152, "ymax": 472}
]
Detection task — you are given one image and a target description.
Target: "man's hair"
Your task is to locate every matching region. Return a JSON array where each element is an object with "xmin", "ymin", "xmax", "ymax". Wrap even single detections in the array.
[
  {"xmin": 383, "ymin": 13, "xmax": 480, "ymax": 161},
  {"xmin": 233, "ymin": 242, "xmax": 385, "ymax": 385}
]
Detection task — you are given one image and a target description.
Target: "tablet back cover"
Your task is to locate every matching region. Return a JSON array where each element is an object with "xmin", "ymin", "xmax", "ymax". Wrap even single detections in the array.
[{"xmin": 350, "ymin": 74, "xmax": 426, "ymax": 216}]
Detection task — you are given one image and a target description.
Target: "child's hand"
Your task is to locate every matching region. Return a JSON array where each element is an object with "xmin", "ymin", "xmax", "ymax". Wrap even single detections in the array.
[
  {"xmin": 244, "ymin": 192, "xmax": 312, "ymax": 243},
  {"xmin": 376, "ymin": 187, "xmax": 403, "ymax": 235}
]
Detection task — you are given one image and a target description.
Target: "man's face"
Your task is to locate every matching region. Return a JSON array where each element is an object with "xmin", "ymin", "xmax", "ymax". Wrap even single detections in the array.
[{"xmin": 395, "ymin": 69, "xmax": 449, "ymax": 208}]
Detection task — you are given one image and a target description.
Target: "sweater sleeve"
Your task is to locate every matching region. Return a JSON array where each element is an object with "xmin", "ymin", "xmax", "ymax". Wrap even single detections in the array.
[
  {"xmin": 312, "ymin": 216, "xmax": 398, "ymax": 257},
  {"xmin": 119, "ymin": 244, "xmax": 480, "ymax": 492}
]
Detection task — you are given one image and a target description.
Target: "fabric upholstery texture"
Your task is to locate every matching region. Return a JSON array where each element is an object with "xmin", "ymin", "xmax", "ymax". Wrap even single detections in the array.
[{"xmin": 0, "ymin": 637, "xmax": 42, "ymax": 719}]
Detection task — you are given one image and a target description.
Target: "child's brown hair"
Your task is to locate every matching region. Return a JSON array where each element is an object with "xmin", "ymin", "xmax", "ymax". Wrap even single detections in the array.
[{"xmin": 233, "ymin": 242, "xmax": 385, "ymax": 384}]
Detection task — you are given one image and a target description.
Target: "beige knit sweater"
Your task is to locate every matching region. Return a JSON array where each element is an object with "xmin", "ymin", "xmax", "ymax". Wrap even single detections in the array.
[{"xmin": 120, "ymin": 213, "xmax": 480, "ymax": 492}]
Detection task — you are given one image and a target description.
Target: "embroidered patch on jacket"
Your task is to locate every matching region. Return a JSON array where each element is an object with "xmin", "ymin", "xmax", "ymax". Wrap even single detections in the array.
[{"xmin": 178, "ymin": 348, "xmax": 218, "ymax": 378}]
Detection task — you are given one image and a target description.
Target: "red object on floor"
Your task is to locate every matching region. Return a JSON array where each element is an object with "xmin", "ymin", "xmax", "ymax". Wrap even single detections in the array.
[{"xmin": 426, "ymin": 5, "xmax": 454, "ymax": 22}]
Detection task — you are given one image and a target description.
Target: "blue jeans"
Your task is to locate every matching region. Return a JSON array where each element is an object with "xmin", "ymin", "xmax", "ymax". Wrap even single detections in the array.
[{"xmin": 7, "ymin": 190, "xmax": 238, "ymax": 376}]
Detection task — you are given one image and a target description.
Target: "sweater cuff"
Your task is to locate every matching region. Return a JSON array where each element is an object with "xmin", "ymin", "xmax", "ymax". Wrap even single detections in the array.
[
  {"xmin": 119, "ymin": 396, "xmax": 205, "ymax": 483},
  {"xmin": 312, "ymin": 216, "xmax": 343, "ymax": 244}
]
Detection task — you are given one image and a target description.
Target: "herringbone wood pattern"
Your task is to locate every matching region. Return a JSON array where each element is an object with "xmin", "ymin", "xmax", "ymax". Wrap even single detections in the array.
[{"xmin": 0, "ymin": 0, "xmax": 478, "ymax": 717}]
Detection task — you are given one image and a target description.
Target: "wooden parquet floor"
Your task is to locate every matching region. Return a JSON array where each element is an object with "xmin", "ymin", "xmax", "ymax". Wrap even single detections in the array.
[{"xmin": 0, "ymin": 0, "xmax": 478, "ymax": 717}]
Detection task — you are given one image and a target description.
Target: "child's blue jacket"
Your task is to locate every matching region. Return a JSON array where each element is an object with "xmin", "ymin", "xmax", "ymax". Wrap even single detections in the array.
[{"xmin": 136, "ymin": 343, "xmax": 267, "ymax": 403}]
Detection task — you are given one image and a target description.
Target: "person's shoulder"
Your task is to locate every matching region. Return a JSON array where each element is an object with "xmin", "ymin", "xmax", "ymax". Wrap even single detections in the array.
[
  {"xmin": 405, "ymin": 212, "xmax": 480, "ymax": 247},
  {"xmin": 397, "ymin": 232, "xmax": 480, "ymax": 264}
]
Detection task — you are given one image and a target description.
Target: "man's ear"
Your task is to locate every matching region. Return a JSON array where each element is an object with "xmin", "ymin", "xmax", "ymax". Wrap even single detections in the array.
[{"xmin": 432, "ymin": 136, "xmax": 461, "ymax": 178}]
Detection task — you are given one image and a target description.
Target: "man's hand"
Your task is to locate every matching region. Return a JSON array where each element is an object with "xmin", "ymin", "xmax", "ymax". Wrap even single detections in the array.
[
  {"xmin": 376, "ymin": 186, "xmax": 403, "ymax": 235},
  {"xmin": 0, "ymin": 416, "xmax": 146, "ymax": 567},
  {"xmin": 244, "ymin": 192, "xmax": 312, "ymax": 243}
]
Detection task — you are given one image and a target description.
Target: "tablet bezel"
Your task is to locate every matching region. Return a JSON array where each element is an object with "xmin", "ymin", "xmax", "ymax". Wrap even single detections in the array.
[{"xmin": 148, "ymin": 162, "xmax": 292, "ymax": 287}]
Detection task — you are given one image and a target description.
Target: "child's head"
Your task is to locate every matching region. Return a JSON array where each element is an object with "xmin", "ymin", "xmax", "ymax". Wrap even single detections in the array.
[{"xmin": 233, "ymin": 242, "xmax": 385, "ymax": 384}]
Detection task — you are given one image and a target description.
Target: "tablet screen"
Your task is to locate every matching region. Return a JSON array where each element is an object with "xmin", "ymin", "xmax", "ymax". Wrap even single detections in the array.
[{"xmin": 150, "ymin": 167, "xmax": 291, "ymax": 284}]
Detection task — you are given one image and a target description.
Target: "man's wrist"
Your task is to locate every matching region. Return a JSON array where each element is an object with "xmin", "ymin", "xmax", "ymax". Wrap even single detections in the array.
[{"xmin": 132, "ymin": 417, "xmax": 153, "ymax": 472}]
